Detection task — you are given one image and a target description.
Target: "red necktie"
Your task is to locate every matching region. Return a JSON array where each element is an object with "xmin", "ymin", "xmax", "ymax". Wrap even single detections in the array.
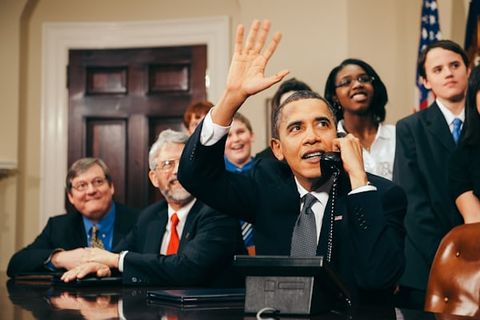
[{"xmin": 166, "ymin": 213, "xmax": 180, "ymax": 255}]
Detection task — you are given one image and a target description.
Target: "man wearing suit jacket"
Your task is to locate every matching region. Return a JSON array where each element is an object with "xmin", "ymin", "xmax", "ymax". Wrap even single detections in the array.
[
  {"xmin": 178, "ymin": 20, "xmax": 406, "ymax": 303},
  {"xmin": 393, "ymin": 40, "xmax": 469, "ymax": 307},
  {"xmin": 61, "ymin": 129, "xmax": 245, "ymax": 287},
  {"xmin": 7, "ymin": 158, "xmax": 138, "ymax": 277}
]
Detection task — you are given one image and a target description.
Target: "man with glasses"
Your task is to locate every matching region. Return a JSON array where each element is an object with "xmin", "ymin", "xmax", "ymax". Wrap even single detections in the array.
[
  {"xmin": 7, "ymin": 158, "xmax": 139, "ymax": 277},
  {"xmin": 60, "ymin": 129, "xmax": 245, "ymax": 287}
]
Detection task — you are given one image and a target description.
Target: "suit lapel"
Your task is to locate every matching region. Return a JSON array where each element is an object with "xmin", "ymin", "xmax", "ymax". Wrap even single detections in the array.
[
  {"xmin": 423, "ymin": 102, "xmax": 456, "ymax": 151},
  {"xmin": 179, "ymin": 200, "xmax": 202, "ymax": 251},
  {"xmin": 146, "ymin": 218, "xmax": 168, "ymax": 253},
  {"xmin": 72, "ymin": 212, "xmax": 88, "ymax": 247},
  {"xmin": 145, "ymin": 203, "xmax": 169, "ymax": 253}
]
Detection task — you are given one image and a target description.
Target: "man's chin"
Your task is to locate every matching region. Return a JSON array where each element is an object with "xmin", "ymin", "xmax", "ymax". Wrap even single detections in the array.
[{"xmin": 81, "ymin": 209, "xmax": 107, "ymax": 221}]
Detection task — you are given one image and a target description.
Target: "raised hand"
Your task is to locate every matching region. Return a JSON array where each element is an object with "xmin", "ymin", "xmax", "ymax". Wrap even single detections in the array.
[
  {"xmin": 332, "ymin": 133, "xmax": 368, "ymax": 189},
  {"xmin": 212, "ymin": 19, "xmax": 289, "ymax": 126}
]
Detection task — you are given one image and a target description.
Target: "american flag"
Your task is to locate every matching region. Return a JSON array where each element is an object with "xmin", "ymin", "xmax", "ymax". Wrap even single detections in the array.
[{"xmin": 416, "ymin": 0, "xmax": 442, "ymax": 111}]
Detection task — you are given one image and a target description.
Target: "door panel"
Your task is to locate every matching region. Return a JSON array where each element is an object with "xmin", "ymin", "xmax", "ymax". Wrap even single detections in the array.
[{"xmin": 68, "ymin": 46, "xmax": 207, "ymax": 209}]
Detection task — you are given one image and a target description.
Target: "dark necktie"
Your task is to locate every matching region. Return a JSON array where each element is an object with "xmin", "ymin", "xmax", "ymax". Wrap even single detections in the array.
[
  {"xmin": 452, "ymin": 118, "xmax": 462, "ymax": 144},
  {"xmin": 90, "ymin": 225, "xmax": 104, "ymax": 249},
  {"xmin": 166, "ymin": 213, "xmax": 180, "ymax": 255},
  {"xmin": 290, "ymin": 193, "xmax": 318, "ymax": 256}
]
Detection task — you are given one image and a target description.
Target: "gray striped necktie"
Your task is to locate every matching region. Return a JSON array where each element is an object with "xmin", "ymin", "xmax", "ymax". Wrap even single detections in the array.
[{"xmin": 290, "ymin": 193, "xmax": 318, "ymax": 256}]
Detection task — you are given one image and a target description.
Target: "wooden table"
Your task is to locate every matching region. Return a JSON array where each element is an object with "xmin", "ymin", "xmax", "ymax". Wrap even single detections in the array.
[{"xmin": 0, "ymin": 273, "xmax": 466, "ymax": 320}]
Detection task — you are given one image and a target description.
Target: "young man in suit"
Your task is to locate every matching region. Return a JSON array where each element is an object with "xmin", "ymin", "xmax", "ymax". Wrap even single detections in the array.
[
  {"xmin": 393, "ymin": 40, "xmax": 469, "ymax": 307},
  {"xmin": 7, "ymin": 158, "xmax": 139, "ymax": 277},
  {"xmin": 177, "ymin": 20, "xmax": 406, "ymax": 303},
  {"xmin": 61, "ymin": 129, "xmax": 244, "ymax": 286}
]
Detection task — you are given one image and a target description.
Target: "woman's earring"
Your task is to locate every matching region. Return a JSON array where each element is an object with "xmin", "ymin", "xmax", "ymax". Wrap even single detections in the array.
[{"xmin": 333, "ymin": 100, "xmax": 343, "ymax": 117}]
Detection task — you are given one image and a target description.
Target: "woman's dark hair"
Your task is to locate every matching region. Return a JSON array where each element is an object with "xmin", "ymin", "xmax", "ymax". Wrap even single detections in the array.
[
  {"xmin": 271, "ymin": 78, "xmax": 312, "ymax": 110},
  {"xmin": 461, "ymin": 64, "xmax": 480, "ymax": 146},
  {"xmin": 324, "ymin": 58, "xmax": 388, "ymax": 123}
]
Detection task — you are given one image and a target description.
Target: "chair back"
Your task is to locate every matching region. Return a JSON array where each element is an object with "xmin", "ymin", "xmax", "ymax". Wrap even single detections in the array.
[{"xmin": 424, "ymin": 222, "xmax": 480, "ymax": 317}]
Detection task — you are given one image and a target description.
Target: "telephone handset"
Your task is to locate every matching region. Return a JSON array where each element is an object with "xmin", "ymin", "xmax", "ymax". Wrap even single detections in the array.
[
  {"xmin": 320, "ymin": 152, "xmax": 343, "ymax": 180},
  {"xmin": 320, "ymin": 132, "xmax": 346, "ymax": 180}
]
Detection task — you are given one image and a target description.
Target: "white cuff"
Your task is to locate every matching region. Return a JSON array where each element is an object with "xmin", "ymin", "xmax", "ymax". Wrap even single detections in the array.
[
  {"xmin": 348, "ymin": 182, "xmax": 377, "ymax": 195},
  {"xmin": 118, "ymin": 251, "xmax": 128, "ymax": 272},
  {"xmin": 200, "ymin": 110, "xmax": 231, "ymax": 146}
]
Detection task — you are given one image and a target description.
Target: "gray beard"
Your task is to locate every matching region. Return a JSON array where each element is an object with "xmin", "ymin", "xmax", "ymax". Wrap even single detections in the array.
[{"xmin": 160, "ymin": 187, "xmax": 194, "ymax": 206}]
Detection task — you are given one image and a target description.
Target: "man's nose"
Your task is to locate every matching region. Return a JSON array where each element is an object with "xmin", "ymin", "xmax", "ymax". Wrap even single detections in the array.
[
  {"xmin": 304, "ymin": 125, "xmax": 318, "ymax": 143},
  {"xmin": 444, "ymin": 67, "xmax": 455, "ymax": 77},
  {"xmin": 86, "ymin": 183, "xmax": 97, "ymax": 193}
]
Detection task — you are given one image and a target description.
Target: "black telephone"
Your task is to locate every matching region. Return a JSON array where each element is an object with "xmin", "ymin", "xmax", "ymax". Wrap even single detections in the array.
[{"xmin": 320, "ymin": 152, "xmax": 343, "ymax": 179}]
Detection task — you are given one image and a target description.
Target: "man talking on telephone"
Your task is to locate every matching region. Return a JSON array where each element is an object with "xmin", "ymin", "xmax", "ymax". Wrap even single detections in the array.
[{"xmin": 178, "ymin": 20, "xmax": 406, "ymax": 304}]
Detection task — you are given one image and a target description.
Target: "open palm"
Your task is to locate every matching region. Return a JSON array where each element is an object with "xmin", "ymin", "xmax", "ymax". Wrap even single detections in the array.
[{"xmin": 226, "ymin": 20, "xmax": 289, "ymax": 100}]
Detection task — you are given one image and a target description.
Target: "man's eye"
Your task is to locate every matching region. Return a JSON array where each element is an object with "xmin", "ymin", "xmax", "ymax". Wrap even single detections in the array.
[
  {"xmin": 318, "ymin": 120, "xmax": 329, "ymax": 127},
  {"xmin": 289, "ymin": 125, "xmax": 301, "ymax": 133}
]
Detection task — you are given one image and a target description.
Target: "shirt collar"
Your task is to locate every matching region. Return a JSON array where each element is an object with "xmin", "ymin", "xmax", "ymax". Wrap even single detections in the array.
[
  {"xmin": 294, "ymin": 176, "xmax": 334, "ymax": 207},
  {"xmin": 436, "ymin": 99, "xmax": 465, "ymax": 125},
  {"xmin": 224, "ymin": 156, "xmax": 255, "ymax": 173},
  {"xmin": 337, "ymin": 120, "xmax": 347, "ymax": 134},
  {"xmin": 337, "ymin": 119, "xmax": 392, "ymax": 141},
  {"xmin": 82, "ymin": 201, "xmax": 116, "ymax": 234},
  {"xmin": 375, "ymin": 122, "xmax": 393, "ymax": 140},
  {"xmin": 168, "ymin": 198, "xmax": 196, "ymax": 222}
]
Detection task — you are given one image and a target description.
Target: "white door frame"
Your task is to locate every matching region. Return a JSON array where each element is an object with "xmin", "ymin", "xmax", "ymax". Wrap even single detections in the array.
[{"xmin": 41, "ymin": 16, "xmax": 229, "ymax": 229}]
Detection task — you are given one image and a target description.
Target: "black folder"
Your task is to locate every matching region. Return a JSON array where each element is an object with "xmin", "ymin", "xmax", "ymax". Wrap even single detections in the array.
[
  {"xmin": 51, "ymin": 275, "xmax": 123, "ymax": 287},
  {"xmin": 147, "ymin": 288, "xmax": 245, "ymax": 304}
]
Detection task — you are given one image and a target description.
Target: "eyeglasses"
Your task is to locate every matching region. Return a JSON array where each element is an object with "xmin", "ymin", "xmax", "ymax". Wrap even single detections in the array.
[
  {"xmin": 335, "ymin": 74, "xmax": 375, "ymax": 88},
  {"xmin": 71, "ymin": 177, "xmax": 107, "ymax": 192},
  {"xmin": 156, "ymin": 159, "xmax": 180, "ymax": 172}
]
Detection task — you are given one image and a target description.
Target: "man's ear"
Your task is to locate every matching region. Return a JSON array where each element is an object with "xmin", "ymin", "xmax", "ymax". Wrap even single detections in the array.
[
  {"xmin": 67, "ymin": 192, "xmax": 74, "ymax": 204},
  {"xmin": 422, "ymin": 76, "xmax": 432, "ymax": 90},
  {"xmin": 148, "ymin": 170, "xmax": 160, "ymax": 188},
  {"xmin": 270, "ymin": 138, "xmax": 284, "ymax": 161}
]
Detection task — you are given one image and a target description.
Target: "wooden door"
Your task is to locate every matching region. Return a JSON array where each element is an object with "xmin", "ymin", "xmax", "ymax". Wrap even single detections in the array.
[{"xmin": 68, "ymin": 46, "xmax": 207, "ymax": 209}]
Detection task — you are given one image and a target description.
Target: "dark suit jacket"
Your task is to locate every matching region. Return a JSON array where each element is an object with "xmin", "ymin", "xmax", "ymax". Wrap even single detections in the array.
[
  {"xmin": 7, "ymin": 203, "xmax": 139, "ymax": 277},
  {"xmin": 178, "ymin": 123, "xmax": 406, "ymax": 302},
  {"xmin": 114, "ymin": 199, "xmax": 245, "ymax": 287},
  {"xmin": 393, "ymin": 102, "xmax": 463, "ymax": 291}
]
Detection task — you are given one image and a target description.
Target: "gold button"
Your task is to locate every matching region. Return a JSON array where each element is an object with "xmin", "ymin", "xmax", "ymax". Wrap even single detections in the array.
[
  {"xmin": 456, "ymin": 252, "xmax": 460, "ymax": 257},
  {"xmin": 444, "ymin": 297, "xmax": 449, "ymax": 303}
]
